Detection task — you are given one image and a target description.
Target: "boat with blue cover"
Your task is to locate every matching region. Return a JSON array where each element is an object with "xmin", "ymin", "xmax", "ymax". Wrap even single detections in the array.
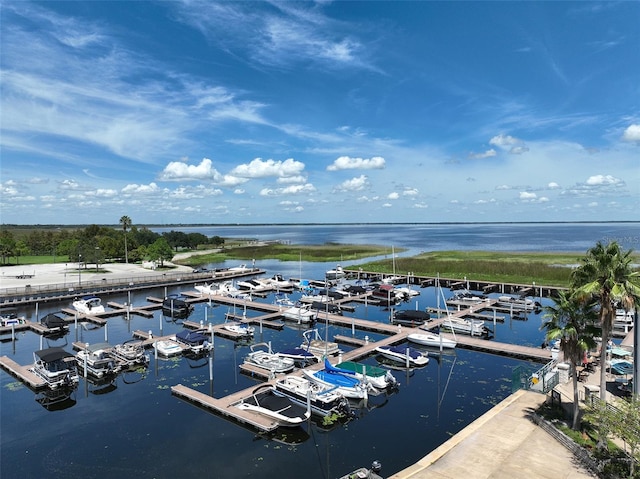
[
  {"xmin": 302, "ymin": 359, "xmax": 369, "ymax": 399},
  {"xmin": 374, "ymin": 345, "xmax": 430, "ymax": 367},
  {"xmin": 175, "ymin": 329, "xmax": 213, "ymax": 354}
]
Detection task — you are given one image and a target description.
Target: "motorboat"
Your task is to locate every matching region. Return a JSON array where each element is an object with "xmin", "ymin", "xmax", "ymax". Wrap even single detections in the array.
[
  {"xmin": 310, "ymin": 301, "xmax": 342, "ymax": 315},
  {"xmin": 497, "ymin": 295, "xmax": 541, "ymax": 312},
  {"xmin": 326, "ymin": 264, "xmax": 346, "ymax": 280},
  {"xmin": 194, "ymin": 283, "xmax": 217, "ymax": 295},
  {"xmin": 175, "ymin": 329, "xmax": 213, "ymax": 354},
  {"xmin": 162, "ymin": 294, "xmax": 193, "ymax": 317},
  {"xmin": 40, "ymin": 313, "xmax": 68, "ymax": 332},
  {"xmin": 440, "ymin": 317, "xmax": 489, "ymax": 336},
  {"xmin": 275, "ymin": 347, "xmax": 318, "ymax": 365},
  {"xmin": 391, "ymin": 310, "xmax": 430, "ymax": 327},
  {"xmin": 394, "ymin": 286, "xmax": 420, "ymax": 298},
  {"xmin": 31, "ymin": 347, "xmax": 80, "ymax": 389},
  {"xmin": 300, "ymin": 329, "xmax": 341, "ymax": 358},
  {"xmin": 244, "ymin": 343, "xmax": 295, "ymax": 374},
  {"xmin": 282, "ymin": 304, "xmax": 317, "ymax": 323},
  {"xmin": 222, "ymin": 316, "xmax": 255, "ymax": 338},
  {"xmin": 153, "ymin": 338, "xmax": 183, "ymax": 357},
  {"xmin": 228, "ymin": 264, "xmax": 251, "ymax": 272},
  {"xmin": 75, "ymin": 342, "xmax": 121, "ymax": 378},
  {"xmin": 448, "ymin": 290, "xmax": 487, "ymax": 306},
  {"xmin": 302, "ymin": 365, "xmax": 369, "ymax": 400},
  {"xmin": 374, "ymin": 345, "xmax": 429, "ymax": 367},
  {"xmin": 233, "ymin": 384, "xmax": 311, "ymax": 427},
  {"xmin": 264, "ymin": 274, "xmax": 293, "ymax": 290},
  {"xmin": 407, "ymin": 332, "xmax": 457, "ymax": 349},
  {"xmin": 72, "ymin": 295, "xmax": 105, "ymax": 315},
  {"xmin": 0, "ymin": 310, "xmax": 26, "ymax": 327},
  {"xmin": 331, "ymin": 359, "xmax": 397, "ymax": 390},
  {"xmin": 274, "ymin": 293, "xmax": 296, "ymax": 307},
  {"xmin": 274, "ymin": 375, "xmax": 352, "ymax": 418},
  {"xmin": 370, "ymin": 284, "xmax": 404, "ymax": 304},
  {"xmin": 112, "ymin": 339, "xmax": 149, "ymax": 368},
  {"xmin": 237, "ymin": 278, "xmax": 272, "ymax": 293}
]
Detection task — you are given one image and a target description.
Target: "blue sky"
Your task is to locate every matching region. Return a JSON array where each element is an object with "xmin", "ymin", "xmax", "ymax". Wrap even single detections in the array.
[{"xmin": 1, "ymin": 1, "xmax": 639, "ymax": 225}]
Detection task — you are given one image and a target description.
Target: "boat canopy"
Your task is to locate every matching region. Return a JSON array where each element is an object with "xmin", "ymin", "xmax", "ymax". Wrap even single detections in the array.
[
  {"xmin": 176, "ymin": 329, "xmax": 209, "ymax": 345},
  {"xmin": 34, "ymin": 347, "xmax": 73, "ymax": 363}
]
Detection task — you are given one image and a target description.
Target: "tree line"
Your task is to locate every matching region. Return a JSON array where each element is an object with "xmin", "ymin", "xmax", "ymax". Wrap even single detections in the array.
[{"xmin": 0, "ymin": 219, "xmax": 225, "ymax": 265}]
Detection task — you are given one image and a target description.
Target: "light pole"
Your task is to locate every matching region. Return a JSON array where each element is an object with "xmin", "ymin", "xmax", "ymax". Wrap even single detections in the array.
[
  {"xmin": 78, "ymin": 254, "xmax": 82, "ymax": 287},
  {"xmin": 95, "ymin": 247, "xmax": 100, "ymax": 272}
]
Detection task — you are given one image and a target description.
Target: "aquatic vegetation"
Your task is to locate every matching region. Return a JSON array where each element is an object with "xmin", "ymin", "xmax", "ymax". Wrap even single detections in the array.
[{"xmin": 4, "ymin": 381, "xmax": 24, "ymax": 392}]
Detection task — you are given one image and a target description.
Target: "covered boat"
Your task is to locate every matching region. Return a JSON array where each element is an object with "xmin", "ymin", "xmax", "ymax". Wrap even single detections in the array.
[
  {"xmin": 234, "ymin": 385, "xmax": 311, "ymax": 427},
  {"xmin": 302, "ymin": 363, "xmax": 369, "ymax": 399},
  {"xmin": 331, "ymin": 359, "xmax": 397, "ymax": 390},
  {"xmin": 175, "ymin": 329, "xmax": 213, "ymax": 354},
  {"xmin": 497, "ymin": 295, "xmax": 541, "ymax": 312},
  {"xmin": 162, "ymin": 294, "xmax": 193, "ymax": 317},
  {"xmin": 391, "ymin": 310, "xmax": 430, "ymax": 327},
  {"xmin": 275, "ymin": 347, "xmax": 318, "ymax": 365},
  {"xmin": 300, "ymin": 329, "xmax": 341, "ymax": 358},
  {"xmin": 374, "ymin": 345, "xmax": 429, "ymax": 367},
  {"xmin": 31, "ymin": 347, "xmax": 80, "ymax": 389},
  {"xmin": 440, "ymin": 317, "xmax": 489, "ymax": 336},
  {"xmin": 40, "ymin": 313, "xmax": 68, "ymax": 332}
]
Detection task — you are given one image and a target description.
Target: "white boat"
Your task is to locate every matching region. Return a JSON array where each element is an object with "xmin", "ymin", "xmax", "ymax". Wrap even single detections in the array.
[
  {"xmin": 275, "ymin": 347, "xmax": 318, "ymax": 364},
  {"xmin": 264, "ymin": 274, "xmax": 293, "ymax": 290},
  {"xmin": 282, "ymin": 304, "xmax": 317, "ymax": 323},
  {"xmin": 302, "ymin": 364, "xmax": 369, "ymax": 400},
  {"xmin": 274, "ymin": 375, "xmax": 352, "ymax": 418},
  {"xmin": 274, "ymin": 293, "xmax": 296, "ymax": 307},
  {"xmin": 407, "ymin": 332, "xmax": 457, "ymax": 349},
  {"xmin": 440, "ymin": 317, "xmax": 488, "ymax": 336},
  {"xmin": 228, "ymin": 264, "xmax": 251, "ymax": 272},
  {"xmin": 331, "ymin": 360, "xmax": 397, "ymax": 390},
  {"xmin": 326, "ymin": 264, "xmax": 346, "ymax": 280},
  {"xmin": 76, "ymin": 342, "xmax": 121, "ymax": 378},
  {"xmin": 237, "ymin": 278, "xmax": 272, "ymax": 293},
  {"xmin": 223, "ymin": 316, "xmax": 255, "ymax": 337},
  {"xmin": 72, "ymin": 295, "xmax": 105, "ymax": 315},
  {"xmin": 233, "ymin": 384, "xmax": 311, "ymax": 427},
  {"xmin": 374, "ymin": 345, "xmax": 429, "ymax": 367},
  {"xmin": 497, "ymin": 295, "xmax": 541, "ymax": 312},
  {"xmin": 112, "ymin": 339, "xmax": 149, "ymax": 368},
  {"xmin": 153, "ymin": 338, "xmax": 183, "ymax": 357},
  {"xmin": 194, "ymin": 283, "xmax": 218, "ymax": 295},
  {"xmin": 300, "ymin": 329, "xmax": 341, "ymax": 358},
  {"xmin": 0, "ymin": 311, "xmax": 26, "ymax": 327},
  {"xmin": 448, "ymin": 290, "xmax": 486, "ymax": 305},
  {"xmin": 244, "ymin": 343, "xmax": 295, "ymax": 374},
  {"xmin": 31, "ymin": 347, "xmax": 80, "ymax": 389}
]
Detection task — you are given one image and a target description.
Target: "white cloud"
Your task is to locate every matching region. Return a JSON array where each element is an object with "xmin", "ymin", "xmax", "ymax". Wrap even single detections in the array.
[
  {"xmin": 585, "ymin": 175, "xmax": 622, "ymax": 186},
  {"xmin": 548, "ymin": 182, "xmax": 560, "ymax": 189},
  {"xmin": 510, "ymin": 146, "xmax": 529, "ymax": 154},
  {"xmin": 231, "ymin": 158, "xmax": 305, "ymax": 178},
  {"xmin": 468, "ymin": 149, "xmax": 497, "ymax": 159},
  {"xmin": 159, "ymin": 158, "xmax": 222, "ymax": 181},
  {"xmin": 387, "ymin": 192, "xmax": 399, "ymax": 200},
  {"xmin": 489, "ymin": 134, "xmax": 520, "ymax": 148},
  {"xmin": 335, "ymin": 175, "xmax": 369, "ymax": 192},
  {"xmin": 622, "ymin": 124, "xmax": 640, "ymax": 143},
  {"xmin": 519, "ymin": 191, "xmax": 537, "ymax": 200},
  {"xmin": 402, "ymin": 188, "xmax": 419, "ymax": 196},
  {"xmin": 259, "ymin": 183, "xmax": 316, "ymax": 196},
  {"xmin": 327, "ymin": 156, "xmax": 386, "ymax": 171},
  {"xmin": 121, "ymin": 183, "xmax": 160, "ymax": 194}
]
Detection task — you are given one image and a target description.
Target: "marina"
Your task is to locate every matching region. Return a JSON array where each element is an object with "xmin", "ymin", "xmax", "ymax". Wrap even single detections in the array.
[{"xmin": 1, "ymin": 223, "xmax": 637, "ymax": 478}]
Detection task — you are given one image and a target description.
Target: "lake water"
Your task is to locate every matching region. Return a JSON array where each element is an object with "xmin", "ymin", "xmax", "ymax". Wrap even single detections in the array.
[{"xmin": 2, "ymin": 223, "xmax": 638, "ymax": 478}]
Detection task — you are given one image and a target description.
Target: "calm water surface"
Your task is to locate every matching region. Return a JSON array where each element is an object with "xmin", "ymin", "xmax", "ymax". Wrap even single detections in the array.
[{"xmin": 2, "ymin": 223, "xmax": 639, "ymax": 478}]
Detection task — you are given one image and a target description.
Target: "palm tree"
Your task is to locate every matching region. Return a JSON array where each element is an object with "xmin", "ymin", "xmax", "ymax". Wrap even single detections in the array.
[
  {"xmin": 119, "ymin": 215, "xmax": 132, "ymax": 264},
  {"xmin": 571, "ymin": 241, "xmax": 640, "ymax": 401},
  {"xmin": 541, "ymin": 290, "xmax": 598, "ymax": 429}
]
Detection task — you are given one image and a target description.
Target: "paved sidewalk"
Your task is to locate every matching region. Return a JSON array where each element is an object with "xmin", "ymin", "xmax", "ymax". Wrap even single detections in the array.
[{"xmin": 389, "ymin": 389, "xmax": 596, "ymax": 479}]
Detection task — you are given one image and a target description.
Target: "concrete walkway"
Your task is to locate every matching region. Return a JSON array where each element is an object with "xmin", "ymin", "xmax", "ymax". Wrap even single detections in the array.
[{"xmin": 389, "ymin": 389, "xmax": 596, "ymax": 479}]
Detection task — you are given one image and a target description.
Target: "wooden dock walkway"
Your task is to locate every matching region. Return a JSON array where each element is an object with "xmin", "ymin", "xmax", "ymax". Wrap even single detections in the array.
[{"xmin": 0, "ymin": 355, "xmax": 46, "ymax": 389}]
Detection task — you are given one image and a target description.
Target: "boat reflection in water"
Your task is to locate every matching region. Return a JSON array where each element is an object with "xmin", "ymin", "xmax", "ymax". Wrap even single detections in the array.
[{"xmin": 35, "ymin": 385, "xmax": 77, "ymax": 411}]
